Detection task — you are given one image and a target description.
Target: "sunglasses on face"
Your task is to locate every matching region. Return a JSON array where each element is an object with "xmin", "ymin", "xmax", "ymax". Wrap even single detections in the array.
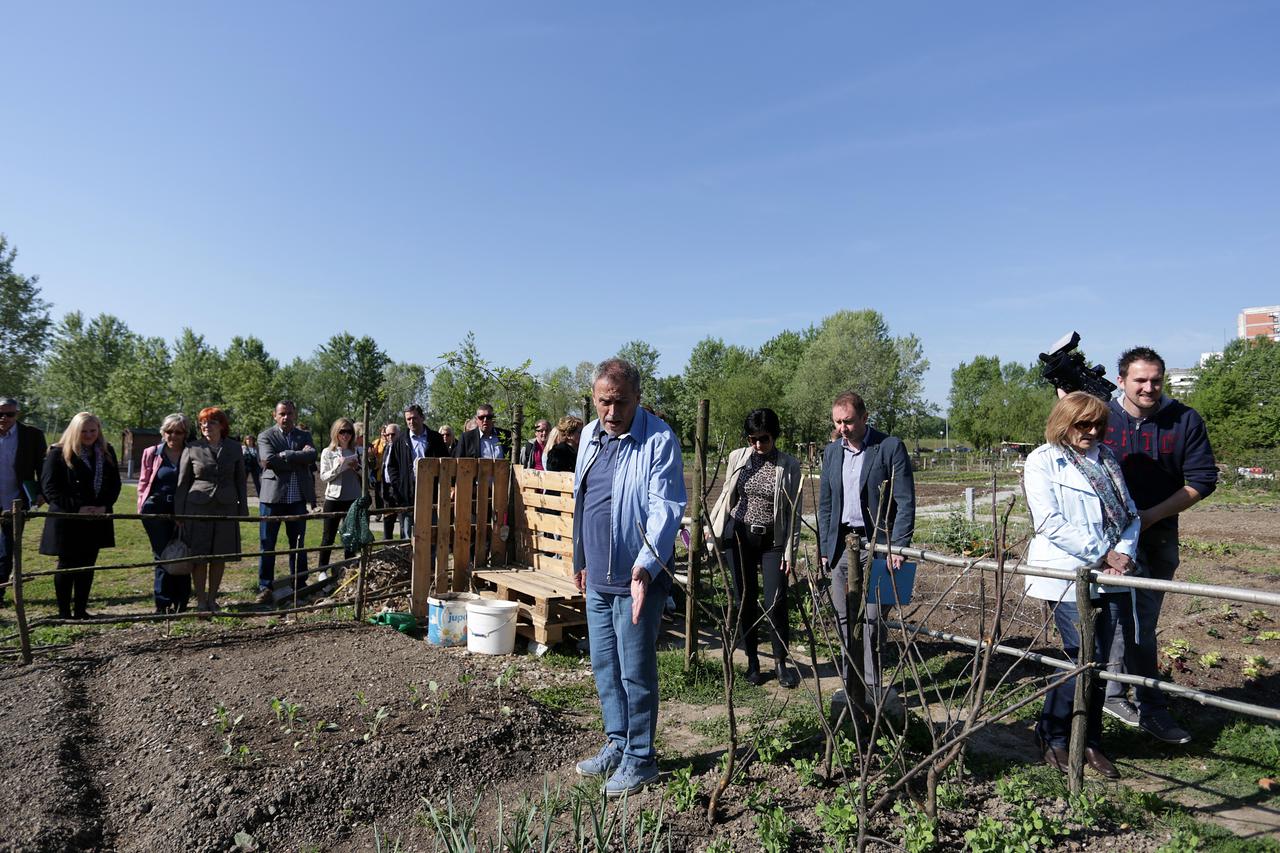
[
  {"xmin": 0, "ymin": 411, "xmax": 17, "ymax": 419},
  {"xmin": 1072, "ymin": 420, "xmax": 1108, "ymax": 432},
  {"xmin": 339, "ymin": 429, "xmax": 355, "ymax": 435},
  {"xmin": 476, "ymin": 414, "xmax": 494, "ymax": 421},
  {"xmin": 747, "ymin": 434, "xmax": 773, "ymax": 445}
]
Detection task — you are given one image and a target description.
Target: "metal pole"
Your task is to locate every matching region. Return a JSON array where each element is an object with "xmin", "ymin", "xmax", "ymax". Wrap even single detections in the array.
[
  {"xmin": 685, "ymin": 398, "xmax": 708, "ymax": 671},
  {"xmin": 1067, "ymin": 567, "xmax": 1094, "ymax": 795},
  {"xmin": 11, "ymin": 500, "xmax": 32, "ymax": 665}
]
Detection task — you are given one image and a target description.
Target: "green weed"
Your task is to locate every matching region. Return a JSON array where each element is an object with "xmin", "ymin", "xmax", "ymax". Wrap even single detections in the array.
[
  {"xmin": 756, "ymin": 805, "xmax": 795, "ymax": 853},
  {"xmin": 666, "ymin": 765, "xmax": 700, "ymax": 813}
]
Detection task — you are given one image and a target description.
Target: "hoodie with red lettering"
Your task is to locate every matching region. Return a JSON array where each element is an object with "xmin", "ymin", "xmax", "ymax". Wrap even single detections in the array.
[{"xmin": 1103, "ymin": 395, "xmax": 1217, "ymax": 537}]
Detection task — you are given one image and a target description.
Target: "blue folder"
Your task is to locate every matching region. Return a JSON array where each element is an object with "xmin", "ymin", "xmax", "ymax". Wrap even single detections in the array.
[{"xmin": 867, "ymin": 559, "xmax": 917, "ymax": 606}]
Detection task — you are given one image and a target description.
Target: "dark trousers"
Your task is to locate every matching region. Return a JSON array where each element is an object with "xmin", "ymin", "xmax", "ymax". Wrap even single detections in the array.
[
  {"xmin": 318, "ymin": 498, "xmax": 356, "ymax": 568},
  {"xmin": 54, "ymin": 547, "xmax": 100, "ymax": 618},
  {"xmin": 1039, "ymin": 592, "xmax": 1128, "ymax": 749},
  {"xmin": 1105, "ymin": 532, "xmax": 1179, "ymax": 715},
  {"xmin": 142, "ymin": 515, "xmax": 190, "ymax": 613},
  {"xmin": 826, "ymin": 529, "xmax": 892, "ymax": 692},
  {"xmin": 259, "ymin": 501, "xmax": 308, "ymax": 590},
  {"xmin": 380, "ymin": 484, "xmax": 397, "ymax": 540},
  {"xmin": 730, "ymin": 521, "xmax": 790, "ymax": 665},
  {"xmin": 0, "ymin": 514, "xmax": 14, "ymax": 589}
]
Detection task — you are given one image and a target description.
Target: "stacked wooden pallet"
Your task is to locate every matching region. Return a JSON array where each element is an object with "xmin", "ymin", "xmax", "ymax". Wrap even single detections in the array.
[{"xmin": 473, "ymin": 466, "xmax": 584, "ymax": 645}]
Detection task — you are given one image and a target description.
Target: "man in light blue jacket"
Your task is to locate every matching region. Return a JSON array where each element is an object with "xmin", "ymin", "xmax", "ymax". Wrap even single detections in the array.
[{"xmin": 571, "ymin": 358, "xmax": 686, "ymax": 797}]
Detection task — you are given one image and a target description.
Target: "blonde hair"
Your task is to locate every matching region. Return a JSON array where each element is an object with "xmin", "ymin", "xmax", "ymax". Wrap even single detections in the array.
[
  {"xmin": 59, "ymin": 412, "xmax": 105, "ymax": 466},
  {"xmin": 555, "ymin": 415, "xmax": 584, "ymax": 443},
  {"xmin": 329, "ymin": 417, "xmax": 356, "ymax": 450},
  {"xmin": 1045, "ymin": 392, "xmax": 1109, "ymax": 447}
]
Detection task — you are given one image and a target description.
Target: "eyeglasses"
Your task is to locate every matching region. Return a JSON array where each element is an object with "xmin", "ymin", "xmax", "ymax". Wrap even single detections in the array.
[
  {"xmin": 338, "ymin": 429, "xmax": 354, "ymax": 436},
  {"xmin": 1072, "ymin": 420, "xmax": 1108, "ymax": 432},
  {"xmin": 476, "ymin": 414, "xmax": 494, "ymax": 421},
  {"xmin": 163, "ymin": 429, "xmax": 186, "ymax": 436},
  {"xmin": 0, "ymin": 411, "xmax": 17, "ymax": 419},
  {"xmin": 747, "ymin": 434, "xmax": 773, "ymax": 445}
]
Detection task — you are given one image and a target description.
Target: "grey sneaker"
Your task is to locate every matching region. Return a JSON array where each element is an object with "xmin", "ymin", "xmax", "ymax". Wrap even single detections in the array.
[
  {"xmin": 1103, "ymin": 698, "xmax": 1140, "ymax": 728},
  {"xmin": 575, "ymin": 742, "xmax": 623, "ymax": 778},
  {"xmin": 604, "ymin": 760, "xmax": 659, "ymax": 798},
  {"xmin": 1140, "ymin": 710, "xmax": 1192, "ymax": 745}
]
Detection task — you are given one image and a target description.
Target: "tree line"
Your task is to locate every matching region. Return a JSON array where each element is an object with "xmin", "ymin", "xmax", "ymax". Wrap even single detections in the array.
[{"xmin": 3, "ymin": 234, "xmax": 1275, "ymax": 460}]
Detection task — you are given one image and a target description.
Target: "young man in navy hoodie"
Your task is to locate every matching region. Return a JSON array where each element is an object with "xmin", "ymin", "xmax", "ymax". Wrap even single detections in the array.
[{"xmin": 1101, "ymin": 347, "xmax": 1217, "ymax": 745}]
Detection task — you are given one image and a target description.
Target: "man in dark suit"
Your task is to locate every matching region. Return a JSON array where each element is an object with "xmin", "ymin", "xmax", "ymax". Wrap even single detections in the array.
[
  {"xmin": 386, "ymin": 404, "xmax": 448, "ymax": 538},
  {"xmin": 453, "ymin": 404, "xmax": 511, "ymax": 460},
  {"xmin": 256, "ymin": 400, "xmax": 317, "ymax": 603},
  {"xmin": 0, "ymin": 397, "xmax": 46, "ymax": 606},
  {"xmin": 817, "ymin": 390, "xmax": 916, "ymax": 706}
]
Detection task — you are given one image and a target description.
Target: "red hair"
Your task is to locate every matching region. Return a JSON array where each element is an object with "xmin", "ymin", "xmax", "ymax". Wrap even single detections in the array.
[{"xmin": 198, "ymin": 407, "xmax": 231, "ymax": 438}]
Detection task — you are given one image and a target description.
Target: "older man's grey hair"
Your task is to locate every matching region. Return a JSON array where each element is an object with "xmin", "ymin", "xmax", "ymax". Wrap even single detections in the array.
[{"xmin": 592, "ymin": 358, "xmax": 642, "ymax": 396}]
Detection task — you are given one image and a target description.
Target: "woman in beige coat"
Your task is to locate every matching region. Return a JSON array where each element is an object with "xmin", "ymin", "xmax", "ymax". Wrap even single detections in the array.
[
  {"xmin": 708, "ymin": 408, "xmax": 803, "ymax": 687},
  {"xmin": 176, "ymin": 407, "xmax": 248, "ymax": 612}
]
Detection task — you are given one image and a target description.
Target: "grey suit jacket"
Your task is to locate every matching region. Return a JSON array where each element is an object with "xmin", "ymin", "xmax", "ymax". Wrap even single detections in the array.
[
  {"xmin": 256, "ymin": 426, "xmax": 317, "ymax": 505},
  {"xmin": 175, "ymin": 441, "xmax": 249, "ymax": 515},
  {"xmin": 817, "ymin": 426, "xmax": 915, "ymax": 567}
]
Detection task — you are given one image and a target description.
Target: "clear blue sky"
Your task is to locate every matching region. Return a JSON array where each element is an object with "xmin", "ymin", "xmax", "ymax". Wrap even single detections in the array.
[{"xmin": 4, "ymin": 3, "xmax": 1277, "ymax": 410}]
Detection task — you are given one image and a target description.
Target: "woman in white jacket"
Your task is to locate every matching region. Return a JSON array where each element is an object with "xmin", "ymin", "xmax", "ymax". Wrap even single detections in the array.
[
  {"xmin": 1023, "ymin": 392, "xmax": 1140, "ymax": 780},
  {"xmin": 708, "ymin": 408, "xmax": 804, "ymax": 688},
  {"xmin": 318, "ymin": 417, "xmax": 362, "ymax": 570}
]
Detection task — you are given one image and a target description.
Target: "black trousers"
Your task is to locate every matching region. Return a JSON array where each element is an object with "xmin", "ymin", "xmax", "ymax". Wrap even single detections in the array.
[
  {"xmin": 54, "ymin": 547, "xmax": 100, "ymax": 618},
  {"xmin": 142, "ymin": 514, "xmax": 190, "ymax": 613},
  {"xmin": 380, "ymin": 484, "xmax": 397, "ymax": 540},
  {"xmin": 730, "ymin": 521, "xmax": 790, "ymax": 665},
  {"xmin": 318, "ymin": 498, "xmax": 356, "ymax": 568}
]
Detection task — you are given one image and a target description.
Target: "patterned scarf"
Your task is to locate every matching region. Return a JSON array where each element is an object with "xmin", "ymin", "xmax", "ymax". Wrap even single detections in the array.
[
  {"xmin": 1063, "ymin": 444, "xmax": 1134, "ymax": 549},
  {"xmin": 79, "ymin": 444, "xmax": 104, "ymax": 496}
]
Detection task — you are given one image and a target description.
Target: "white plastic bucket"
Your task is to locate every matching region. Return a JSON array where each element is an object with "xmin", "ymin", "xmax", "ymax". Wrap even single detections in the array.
[
  {"xmin": 427, "ymin": 592, "xmax": 479, "ymax": 646},
  {"xmin": 466, "ymin": 599, "xmax": 519, "ymax": 655}
]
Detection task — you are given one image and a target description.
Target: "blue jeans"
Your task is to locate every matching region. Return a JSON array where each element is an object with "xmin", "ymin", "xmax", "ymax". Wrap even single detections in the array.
[
  {"xmin": 1039, "ymin": 592, "xmax": 1127, "ymax": 749},
  {"xmin": 586, "ymin": 581, "xmax": 666, "ymax": 765},
  {"xmin": 259, "ymin": 501, "xmax": 308, "ymax": 590},
  {"xmin": 142, "ymin": 515, "xmax": 190, "ymax": 613},
  {"xmin": 1104, "ymin": 531, "xmax": 1178, "ymax": 715}
]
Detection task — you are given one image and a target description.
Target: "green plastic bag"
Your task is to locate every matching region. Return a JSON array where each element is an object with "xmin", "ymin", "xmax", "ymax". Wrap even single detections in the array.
[
  {"xmin": 340, "ymin": 495, "xmax": 375, "ymax": 550},
  {"xmin": 369, "ymin": 611, "xmax": 418, "ymax": 634}
]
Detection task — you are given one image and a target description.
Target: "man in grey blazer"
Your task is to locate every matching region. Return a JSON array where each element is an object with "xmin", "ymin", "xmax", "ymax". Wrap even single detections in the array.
[
  {"xmin": 256, "ymin": 400, "xmax": 317, "ymax": 603},
  {"xmin": 817, "ymin": 390, "xmax": 916, "ymax": 706}
]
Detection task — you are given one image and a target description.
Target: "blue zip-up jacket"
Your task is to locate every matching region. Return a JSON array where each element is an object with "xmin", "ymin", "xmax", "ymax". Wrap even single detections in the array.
[
  {"xmin": 1104, "ymin": 395, "xmax": 1217, "ymax": 535},
  {"xmin": 572, "ymin": 407, "xmax": 686, "ymax": 592}
]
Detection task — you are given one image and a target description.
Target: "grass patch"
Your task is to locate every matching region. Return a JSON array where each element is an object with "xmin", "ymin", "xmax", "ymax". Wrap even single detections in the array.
[
  {"xmin": 529, "ymin": 681, "xmax": 598, "ymax": 713},
  {"xmin": 657, "ymin": 649, "xmax": 767, "ymax": 707}
]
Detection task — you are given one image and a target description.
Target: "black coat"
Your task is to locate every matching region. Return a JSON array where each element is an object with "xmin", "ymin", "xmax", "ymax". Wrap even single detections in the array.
[
  {"xmin": 5, "ymin": 421, "xmax": 47, "ymax": 508},
  {"xmin": 386, "ymin": 428, "xmax": 449, "ymax": 506},
  {"xmin": 39, "ymin": 444, "xmax": 122, "ymax": 556},
  {"xmin": 452, "ymin": 427, "xmax": 511, "ymax": 460},
  {"xmin": 545, "ymin": 442, "xmax": 577, "ymax": 473}
]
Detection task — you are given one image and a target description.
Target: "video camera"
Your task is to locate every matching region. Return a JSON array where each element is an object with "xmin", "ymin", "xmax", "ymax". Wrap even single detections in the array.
[{"xmin": 1038, "ymin": 332, "xmax": 1116, "ymax": 401}]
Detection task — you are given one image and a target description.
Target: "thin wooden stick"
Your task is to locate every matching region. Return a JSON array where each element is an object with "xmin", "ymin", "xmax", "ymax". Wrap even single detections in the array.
[{"xmin": 12, "ymin": 499, "xmax": 32, "ymax": 665}]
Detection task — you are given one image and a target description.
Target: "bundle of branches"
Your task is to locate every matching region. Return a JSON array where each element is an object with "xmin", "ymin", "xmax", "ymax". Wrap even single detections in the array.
[{"xmin": 331, "ymin": 544, "xmax": 412, "ymax": 605}]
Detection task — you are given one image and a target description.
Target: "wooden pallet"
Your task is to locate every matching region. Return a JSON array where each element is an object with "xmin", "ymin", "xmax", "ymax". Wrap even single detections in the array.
[{"xmin": 473, "ymin": 567, "xmax": 585, "ymax": 645}]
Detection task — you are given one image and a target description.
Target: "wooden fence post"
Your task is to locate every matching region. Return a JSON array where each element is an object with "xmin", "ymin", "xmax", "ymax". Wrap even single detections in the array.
[
  {"xmin": 685, "ymin": 398, "xmax": 708, "ymax": 671},
  {"xmin": 508, "ymin": 405, "xmax": 523, "ymax": 565},
  {"xmin": 410, "ymin": 457, "xmax": 437, "ymax": 620},
  {"xmin": 1067, "ymin": 566, "xmax": 1095, "ymax": 795},
  {"xmin": 11, "ymin": 500, "xmax": 32, "ymax": 665}
]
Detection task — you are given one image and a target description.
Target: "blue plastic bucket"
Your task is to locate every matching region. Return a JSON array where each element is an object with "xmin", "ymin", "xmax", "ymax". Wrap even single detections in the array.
[{"xmin": 427, "ymin": 592, "xmax": 478, "ymax": 646}]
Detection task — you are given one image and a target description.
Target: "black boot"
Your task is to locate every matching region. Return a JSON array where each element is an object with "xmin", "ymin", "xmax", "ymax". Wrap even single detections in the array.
[
  {"xmin": 776, "ymin": 662, "xmax": 799, "ymax": 689},
  {"xmin": 744, "ymin": 655, "xmax": 765, "ymax": 686}
]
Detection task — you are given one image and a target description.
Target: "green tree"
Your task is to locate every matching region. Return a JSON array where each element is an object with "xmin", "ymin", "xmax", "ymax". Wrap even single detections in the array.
[
  {"xmin": 430, "ymin": 332, "xmax": 497, "ymax": 430},
  {"xmin": 40, "ymin": 312, "xmax": 138, "ymax": 426},
  {"xmin": 1189, "ymin": 337, "xmax": 1280, "ymax": 458},
  {"xmin": 536, "ymin": 366, "xmax": 579, "ymax": 425},
  {"xmin": 949, "ymin": 356, "xmax": 1053, "ymax": 449},
  {"xmin": 377, "ymin": 362, "xmax": 429, "ymax": 429},
  {"xmin": 103, "ymin": 336, "xmax": 173, "ymax": 430},
  {"xmin": 308, "ymin": 333, "xmax": 391, "ymax": 433},
  {"xmin": 783, "ymin": 310, "xmax": 926, "ymax": 443},
  {"xmin": 170, "ymin": 329, "xmax": 224, "ymax": 420},
  {"xmin": 616, "ymin": 340, "xmax": 662, "ymax": 403},
  {"xmin": 222, "ymin": 336, "xmax": 279, "ymax": 437},
  {"xmin": 0, "ymin": 235, "xmax": 52, "ymax": 403}
]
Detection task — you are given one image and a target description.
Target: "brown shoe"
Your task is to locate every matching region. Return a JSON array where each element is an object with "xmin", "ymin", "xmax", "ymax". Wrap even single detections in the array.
[
  {"xmin": 1041, "ymin": 742, "xmax": 1069, "ymax": 774},
  {"xmin": 1085, "ymin": 747, "xmax": 1120, "ymax": 779},
  {"xmin": 255, "ymin": 588, "xmax": 275, "ymax": 606}
]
